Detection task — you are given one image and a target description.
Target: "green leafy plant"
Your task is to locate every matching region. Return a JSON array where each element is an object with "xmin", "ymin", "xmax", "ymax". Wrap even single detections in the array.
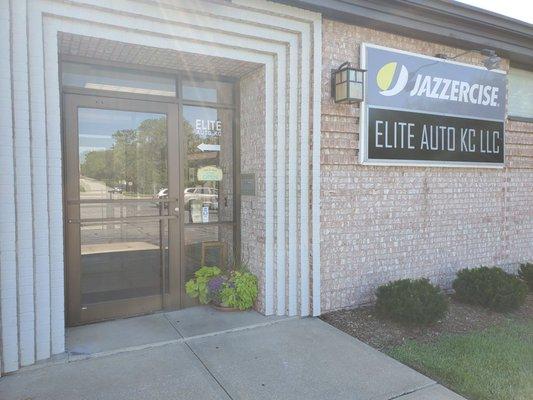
[
  {"xmin": 220, "ymin": 271, "xmax": 258, "ymax": 310},
  {"xmin": 453, "ymin": 266, "xmax": 527, "ymax": 312},
  {"xmin": 185, "ymin": 266, "xmax": 221, "ymax": 304},
  {"xmin": 375, "ymin": 278, "xmax": 448, "ymax": 326},
  {"xmin": 185, "ymin": 264, "xmax": 258, "ymax": 310},
  {"xmin": 518, "ymin": 263, "xmax": 533, "ymax": 290}
]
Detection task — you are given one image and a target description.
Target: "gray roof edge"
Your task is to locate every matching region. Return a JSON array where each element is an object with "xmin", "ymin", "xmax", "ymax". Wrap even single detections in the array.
[
  {"xmin": 272, "ymin": 0, "xmax": 533, "ymax": 68},
  {"xmin": 409, "ymin": 0, "xmax": 533, "ymax": 31}
]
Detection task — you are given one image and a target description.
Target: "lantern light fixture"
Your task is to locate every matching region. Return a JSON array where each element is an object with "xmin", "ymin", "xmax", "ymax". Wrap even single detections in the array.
[{"xmin": 332, "ymin": 62, "xmax": 365, "ymax": 104}]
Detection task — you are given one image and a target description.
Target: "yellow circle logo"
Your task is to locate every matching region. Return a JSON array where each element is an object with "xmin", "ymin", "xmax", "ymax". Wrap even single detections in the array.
[{"xmin": 376, "ymin": 62, "xmax": 408, "ymax": 96}]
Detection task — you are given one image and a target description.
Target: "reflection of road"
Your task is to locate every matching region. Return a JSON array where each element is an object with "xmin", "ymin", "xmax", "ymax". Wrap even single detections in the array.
[
  {"xmin": 79, "ymin": 176, "xmax": 121, "ymax": 200},
  {"xmin": 80, "ymin": 176, "xmax": 154, "ymax": 200},
  {"xmin": 184, "ymin": 224, "xmax": 219, "ymax": 245},
  {"xmin": 80, "ymin": 176, "xmax": 109, "ymax": 195},
  {"xmin": 82, "ymin": 221, "xmax": 222, "ymax": 247},
  {"xmin": 81, "ymin": 202, "xmax": 161, "ymax": 221},
  {"xmin": 80, "ymin": 176, "xmax": 162, "ymax": 248},
  {"xmin": 78, "ymin": 176, "xmax": 227, "ymax": 250},
  {"xmin": 79, "ymin": 176, "xmax": 158, "ymax": 221}
]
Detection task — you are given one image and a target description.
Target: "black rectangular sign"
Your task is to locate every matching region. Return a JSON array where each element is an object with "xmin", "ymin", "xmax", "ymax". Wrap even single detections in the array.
[
  {"xmin": 367, "ymin": 108, "xmax": 504, "ymax": 164},
  {"xmin": 361, "ymin": 44, "xmax": 507, "ymax": 167}
]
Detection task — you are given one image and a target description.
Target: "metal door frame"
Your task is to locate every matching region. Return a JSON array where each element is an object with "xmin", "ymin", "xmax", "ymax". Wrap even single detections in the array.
[{"xmin": 63, "ymin": 94, "xmax": 180, "ymax": 326}]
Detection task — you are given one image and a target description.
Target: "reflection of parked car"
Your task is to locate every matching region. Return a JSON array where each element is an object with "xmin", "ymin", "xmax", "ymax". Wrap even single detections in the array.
[
  {"xmin": 184, "ymin": 187, "xmax": 218, "ymax": 209},
  {"xmin": 109, "ymin": 186, "xmax": 123, "ymax": 194},
  {"xmin": 156, "ymin": 188, "xmax": 168, "ymax": 199},
  {"xmin": 155, "ymin": 187, "xmax": 218, "ymax": 210},
  {"xmin": 154, "ymin": 188, "xmax": 169, "ymax": 210}
]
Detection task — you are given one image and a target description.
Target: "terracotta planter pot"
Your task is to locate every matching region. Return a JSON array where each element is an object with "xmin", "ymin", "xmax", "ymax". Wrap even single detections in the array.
[{"xmin": 210, "ymin": 303, "xmax": 241, "ymax": 312}]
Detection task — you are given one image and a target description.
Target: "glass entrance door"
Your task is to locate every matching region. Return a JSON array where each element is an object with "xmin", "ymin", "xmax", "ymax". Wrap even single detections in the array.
[
  {"xmin": 180, "ymin": 104, "xmax": 235, "ymax": 307},
  {"xmin": 64, "ymin": 94, "xmax": 180, "ymax": 325}
]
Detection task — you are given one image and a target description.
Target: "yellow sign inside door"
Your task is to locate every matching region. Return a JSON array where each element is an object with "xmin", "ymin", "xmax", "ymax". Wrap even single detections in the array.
[{"xmin": 197, "ymin": 166, "xmax": 223, "ymax": 181}]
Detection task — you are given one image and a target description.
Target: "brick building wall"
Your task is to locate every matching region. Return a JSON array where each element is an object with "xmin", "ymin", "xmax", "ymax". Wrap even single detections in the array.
[
  {"xmin": 320, "ymin": 19, "xmax": 533, "ymax": 311},
  {"xmin": 240, "ymin": 66, "xmax": 267, "ymax": 313}
]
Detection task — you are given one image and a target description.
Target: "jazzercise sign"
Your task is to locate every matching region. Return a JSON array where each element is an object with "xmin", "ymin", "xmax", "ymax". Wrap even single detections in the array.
[{"xmin": 360, "ymin": 44, "xmax": 507, "ymax": 166}]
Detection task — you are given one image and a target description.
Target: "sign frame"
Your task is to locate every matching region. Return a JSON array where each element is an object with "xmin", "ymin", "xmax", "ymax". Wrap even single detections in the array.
[{"xmin": 359, "ymin": 43, "xmax": 506, "ymax": 168}]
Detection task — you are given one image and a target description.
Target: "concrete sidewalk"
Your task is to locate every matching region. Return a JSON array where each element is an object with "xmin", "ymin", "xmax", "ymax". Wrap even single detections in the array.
[{"xmin": 0, "ymin": 317, "xmax": 465, "ymax": 400}]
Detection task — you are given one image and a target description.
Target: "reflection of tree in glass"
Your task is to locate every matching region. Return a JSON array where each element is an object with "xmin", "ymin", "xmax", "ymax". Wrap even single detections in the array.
[{"xmin": 80, "ymin": 117, "xmax": 168, "ymax": 196}]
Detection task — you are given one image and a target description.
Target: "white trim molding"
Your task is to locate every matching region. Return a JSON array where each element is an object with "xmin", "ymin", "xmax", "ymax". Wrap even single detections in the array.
[{"xmin": 0, "ymin": 0, "xmax": 322, "ymax": 373}]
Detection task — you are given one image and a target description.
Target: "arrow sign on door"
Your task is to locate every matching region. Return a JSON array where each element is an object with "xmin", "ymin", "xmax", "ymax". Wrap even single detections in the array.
[{"xmin": 197, "ymin": 143, "xmax": 221, "ymax": 152}]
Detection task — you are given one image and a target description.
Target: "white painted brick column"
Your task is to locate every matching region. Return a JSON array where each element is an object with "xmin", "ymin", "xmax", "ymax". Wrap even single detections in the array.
[
  {"xmin": 11, "ymin": 0, "xmax": 36, "ymax": 367},
  {"xmin": 28, "ymin": 2, "xmax": 52, "ymax": 361},
  {"xmin": 42, "ymin": 20, "xmax": 66, "ymax": 356},
  {"xmin": 0, "ymin": 0, "xmax": 20, "ymax": 374}
]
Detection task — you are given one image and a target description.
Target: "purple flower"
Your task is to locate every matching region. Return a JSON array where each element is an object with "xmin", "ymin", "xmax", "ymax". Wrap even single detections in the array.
[
  {"xmin": 207, "ymin": 275, "xmax": 228, "ymax": 304},
  {"xmin": 208, "ymin": 276, "xmax": 226, "ymax": 294}
]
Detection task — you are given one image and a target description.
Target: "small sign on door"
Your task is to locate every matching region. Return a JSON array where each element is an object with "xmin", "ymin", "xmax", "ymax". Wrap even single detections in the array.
[{"xmin": 201, "ymin": 206, "xmax": 209, "ymax": 223}]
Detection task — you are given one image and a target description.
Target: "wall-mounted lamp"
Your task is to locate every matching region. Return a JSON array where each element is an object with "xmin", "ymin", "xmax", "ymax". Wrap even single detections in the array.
[
  {"xmin": 435, "ymin": 48, "xmax": 501, "ymax": 70},
  {"xmin": 480, "ymin": 49, "xmax": 502, "ymax": 70},
  {"xmin": 332, "ymin": 62, "xmax": 365, "ymax": 103}
]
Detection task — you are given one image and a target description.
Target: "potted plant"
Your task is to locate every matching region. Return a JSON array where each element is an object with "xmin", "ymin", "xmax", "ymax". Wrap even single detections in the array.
[{"xmin": 185, "ymin": 264, "xmax": 258, "ymax": 311}]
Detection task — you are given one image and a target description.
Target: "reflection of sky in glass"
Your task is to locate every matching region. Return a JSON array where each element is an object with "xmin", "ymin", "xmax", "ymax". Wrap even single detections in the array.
[
  {"xmin": 509, "ymin": 68, "xmax": 533, "ymax": 117},
  {"xmin": 78, "ymin": 108, "xmax": 165, "ymax": 160},
  {"xmin": 182, "ymin": 106, "xmax": 219, "ymax": 139},
  {"xmin": 182, "ymin": 86, "xmax": 217, "ymax": 102},
  {"xmin": 63, "ymin": 62, "xmax": 175, "ymax": 97}
]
